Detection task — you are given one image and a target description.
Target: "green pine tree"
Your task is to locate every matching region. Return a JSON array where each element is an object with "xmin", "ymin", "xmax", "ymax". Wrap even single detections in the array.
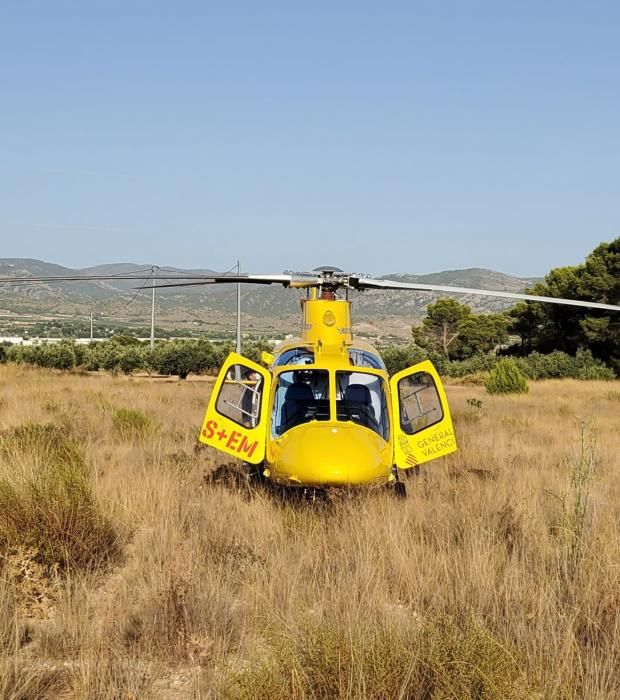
[{"xmin": 485, "ymin": 358, "xmax": 529, "ymax": 395}]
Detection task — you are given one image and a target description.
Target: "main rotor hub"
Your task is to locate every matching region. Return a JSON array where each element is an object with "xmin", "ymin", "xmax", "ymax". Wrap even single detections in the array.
[
  {"xmin": 302, "ymin": 266, "xmax": 359, "ymax": 295},
  {"xmin": 311, "ymin": 265, "xmax": 345, "ymax": 274}
]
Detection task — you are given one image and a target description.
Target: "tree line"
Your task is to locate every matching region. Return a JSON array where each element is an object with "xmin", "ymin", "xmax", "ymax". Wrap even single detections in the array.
[
  {"xmin": 0, "ymin": 337, "xmax": 271, "ymax": 380},
  {"xmin": 0, "ymin": 334, "xmax": 613, "ymax": 381}
]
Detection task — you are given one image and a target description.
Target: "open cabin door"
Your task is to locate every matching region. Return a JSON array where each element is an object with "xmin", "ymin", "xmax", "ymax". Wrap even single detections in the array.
[
  {"xmin": 199, "ymin": 352, "xmax": 271, "ymax": 464},
  {"xmin": 390, "ymin": 360, "xmax": 457, "ymax": 469}
]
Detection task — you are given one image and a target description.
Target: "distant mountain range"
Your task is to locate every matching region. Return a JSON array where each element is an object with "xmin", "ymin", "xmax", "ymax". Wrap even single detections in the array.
[{"xmin": 0, "ymin": 258, "xmax": 541, "ymax": 338}]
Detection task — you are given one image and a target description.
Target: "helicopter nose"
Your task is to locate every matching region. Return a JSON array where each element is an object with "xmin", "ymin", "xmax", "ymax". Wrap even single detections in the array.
[{"xmin": 271, "ymin": 423, "xmax": 391, "ymax": 486}]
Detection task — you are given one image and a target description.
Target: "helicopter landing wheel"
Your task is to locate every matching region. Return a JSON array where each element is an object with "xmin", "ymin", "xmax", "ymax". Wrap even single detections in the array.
[
  {"xmin": 394, "ymin": 481, "xmax": 407, "ymax": 498},
  {"xmin": 390, "ymin": 466, "xmax": 407, "ymax": 498},
  {"xmin": 243, "ymin": 461, "xmax": 265, "ymax": 485}
]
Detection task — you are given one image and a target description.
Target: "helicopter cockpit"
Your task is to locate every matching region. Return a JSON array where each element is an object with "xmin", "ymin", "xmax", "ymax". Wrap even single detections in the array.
[{"xmin": 271, "ymin": 367, "xmax": 390, "ymax": 440}]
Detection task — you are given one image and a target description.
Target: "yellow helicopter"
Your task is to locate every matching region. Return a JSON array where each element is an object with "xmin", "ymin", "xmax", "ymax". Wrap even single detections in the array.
[
  {"xmin": 2, "ymin": 265, "xmax": 618, "ymax": 496},
  {"xmin": 148, "ymin": 265, "xmax": 620, "ymax": 496}
]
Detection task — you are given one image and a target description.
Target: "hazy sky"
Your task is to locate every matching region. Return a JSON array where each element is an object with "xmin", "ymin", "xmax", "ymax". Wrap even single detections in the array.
[{"xmin": 1, "ymin": 1, "xmax": 618, "ymax": 277}]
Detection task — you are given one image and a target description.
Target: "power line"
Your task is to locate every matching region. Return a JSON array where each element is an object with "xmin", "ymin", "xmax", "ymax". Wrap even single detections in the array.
[
  {"xmin": 156, "ymin": 263, "xmax": 240, "ymax": 278},
  {"xmin": 99, "ymin": 276, "xmax": 153, "ymax": 318},
  {"xmin": 94, "ymin": 265, "xmax": 156, "ymax": 277}
]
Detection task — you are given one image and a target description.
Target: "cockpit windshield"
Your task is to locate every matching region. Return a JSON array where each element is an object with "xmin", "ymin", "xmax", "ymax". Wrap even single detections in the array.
[
  {"xmin": 348, "ymin": 349, "xmax": 386, "ymax": 370},
  {"xmin": 274, "ymin": 348, "xmax": 315, "ymax": 367},
  {"xmin": 336, "ymin": 371, "xmax": 389, "ymax": 440},
  {"xmin": 271, "ymin": 369, "xmax": 390, "ymax": 441},
  {"xmin": 272, "ymin": 369, "xmax": 329, "ymax": 437}
]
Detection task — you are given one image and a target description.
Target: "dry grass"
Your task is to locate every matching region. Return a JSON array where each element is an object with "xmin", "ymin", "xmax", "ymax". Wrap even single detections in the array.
[{"xmin": 0, "ymin": 363, "xmax": 619, "ymax": 698}]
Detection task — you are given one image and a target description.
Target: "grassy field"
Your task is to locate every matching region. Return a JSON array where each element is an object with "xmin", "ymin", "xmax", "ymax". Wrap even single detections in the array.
[{"xmin": 0, "ymin": 364, "xmax": 619, "ymax": 699}]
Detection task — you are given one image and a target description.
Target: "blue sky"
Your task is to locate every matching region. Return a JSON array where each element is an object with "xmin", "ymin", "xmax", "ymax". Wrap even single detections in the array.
[{"xmin": 1, "ymin": 1, "xmax": 618, "ymax": 277}]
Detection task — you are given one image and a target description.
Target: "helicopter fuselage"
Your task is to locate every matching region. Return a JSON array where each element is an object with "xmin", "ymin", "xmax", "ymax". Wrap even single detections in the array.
[{"xmin": 200, "ymin": 293, "xmax": 457, "ymax": 488}]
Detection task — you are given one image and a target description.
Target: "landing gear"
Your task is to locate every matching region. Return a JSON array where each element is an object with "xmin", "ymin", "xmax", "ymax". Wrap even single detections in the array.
[
  {"xmin": 301, "ymin": 487, "xmax": 327, "ymax": 503},
  {"xmin": 390, "ymin": 466, "xmax": 407, "ymax": 498},
  {"xmin": 394, "ymin": 481, "xmax": 407, "ymax": 498},
  {"xmin": 243, "ymin": 461, "xmax": 266, "ymax": 486}
]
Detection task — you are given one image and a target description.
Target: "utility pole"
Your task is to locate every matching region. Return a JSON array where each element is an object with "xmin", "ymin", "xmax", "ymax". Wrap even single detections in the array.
[
  {"xmin": 234, "ymin": 260, "xmax": 242, "ymax": 381},
  {"xmin": 236, "ymin": 260, "xmax": 241, "ymax": 356},
  {"xmin": 150, "ymin": 266, "xmax": 158, "ymax": 349},
  {"xmin": 90, "ymin": 308, "xmax": 93, "ymax": 341}
]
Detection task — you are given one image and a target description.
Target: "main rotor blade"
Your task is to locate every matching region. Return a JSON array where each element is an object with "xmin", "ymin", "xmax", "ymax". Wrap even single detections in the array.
[
  {"xmin": 138, "ymin": 274, "xmax": 321, "ymax": 290},
  {"xmin": 0, "ymin": 274, "xmax": 214, "ymax": 284},
  {"xmin": 354, "ymin": 278, "xmax": 620, "ymax": 312},
  {"xmin": 0, "ymin": 272, "xmax": 321, "ymax": 289}
]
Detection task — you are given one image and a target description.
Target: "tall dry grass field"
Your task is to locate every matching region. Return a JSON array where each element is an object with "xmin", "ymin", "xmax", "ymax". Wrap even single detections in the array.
[{"xmin": 0, "ymin": 363, "xmax": 619, "ymax": 699}]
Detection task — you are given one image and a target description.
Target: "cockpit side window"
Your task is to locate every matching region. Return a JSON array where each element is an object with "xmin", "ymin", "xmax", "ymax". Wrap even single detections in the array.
[
  {"xmin": 336, "ymin": 371, "xmax": 389, "ymax": 440},
  {"xmin": 274, "ymin": 348, "xmax": 315, "ymax": 367},
  {"xmin": 272, "ymin": 369, "xmax": 329, "ymax": 437},
  {"xmin": 348, "ymin": 349, "xmax": 386, "ymax": 370}
]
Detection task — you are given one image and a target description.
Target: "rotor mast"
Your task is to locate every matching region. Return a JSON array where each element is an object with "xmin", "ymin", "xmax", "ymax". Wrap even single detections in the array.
[{"xmin": 300, "ymin": 268, "xmax": 353, "ymax": 353}]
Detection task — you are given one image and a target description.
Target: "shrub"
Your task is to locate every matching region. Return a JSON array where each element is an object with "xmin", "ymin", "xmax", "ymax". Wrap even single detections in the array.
[
  {"xmin": 225, "ymin": 615, "xmax": 536, "ymax": 699},
  {"xmin": 445, "ymin": 354, "xmax": 497, "ymax": 378},
  {"xmin": 44, "ymin": 343, "xmax": 77, "ymax": 370},
  {"xmin": 515, "ymin": 349, "xmax": 614, "ymax": 380},
  {"xmin": 117, "ymin": 346, "xmax": 145, "ymax": 375},
  {"xmin": 0, "ymin": 424, "xmax": 119, "ymax": 572},
  {"xmin": 109, "ymin": 334, "xmax": 143, "ymax": 347},
  {"xmin": 112, "ymin": 408, "xmax": 154, "ymax": 440},
  {"xmin": 211, "ymin": 341, "xmax": 235, "ymax": 370},
  {"xmin": 242, "ymin": 338, "xmax": 275, "ymax": 364},
  {"xmin": 375, "ymin": 341, "xmax": 616, "ymax": 381},
  {"xmin": 372, "ymin": 343, "xmax": 615, "ymax": 382},
  {"xmin": 67, "ymin": 656, "xmax": 154, "ymax": 699},
  {"xmin": 5, "ymin": 345, "xmax": 28, "ymax": 365},
  {"xmin": 572, "ymin": 348, "xmax": 616, "ymax": 379},
  {"xmin": 83, "ymin": 344, "xmax": 102, "ymax": 371},
  {"xmin": 0, "ymin": 573, "xmax": 17, "ymax": 655},
  {"xmin": 4, "ymin": 342, "xmax": 76, "ymax": 371},
  {"xmin": 149, "ymin": 340, "xmax": 215, "ymax": 379},
  {"xmin": 72, "ymin": 342, "xmax": 88, "ymax": 367},
  {"xmin": 380, "ymin": 344, "xmax": 423, "ymax": 375},
  {"xmin": 99, "ymin": 344, "xmax": 124, "ymax": 374},
  {"xmin": 0, "ymin": 662, "xmax": 65, "ymax": 700},
  {"xmin": 485, "ymin": 358, "xmax": 529, "ymax": 395},
  {"xmin": 377, "ymin": 344, "xmax": 446, "ymax": 376}
]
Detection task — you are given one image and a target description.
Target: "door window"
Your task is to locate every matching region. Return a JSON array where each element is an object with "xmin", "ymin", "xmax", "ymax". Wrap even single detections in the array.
[
  {"xmin": 215, "ymin": 364, "xmax": 263, "ymax": 428},
  {"xmin": 398, "ymin": 371, "xmax": 443, "ymax": 435}
]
